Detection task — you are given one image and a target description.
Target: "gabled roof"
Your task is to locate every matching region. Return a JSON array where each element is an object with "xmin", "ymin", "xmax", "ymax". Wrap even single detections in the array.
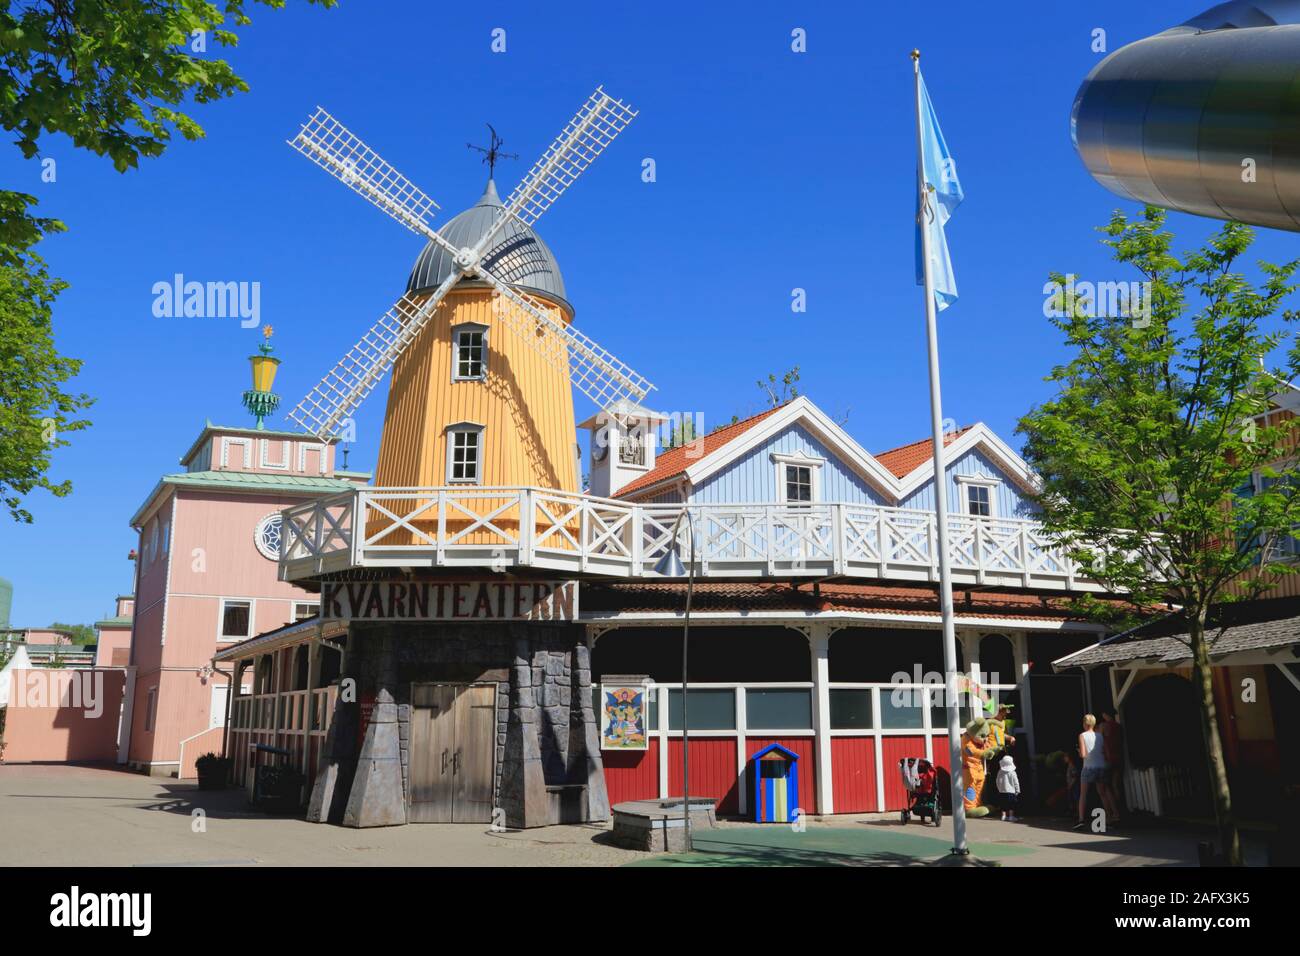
[
  {"xmin": 890, "ymin": 422, "xmax": 1040, "ymax": 500},
  {"xmin": 752, "ymin": 742, "xmax": 798, "ymax": 762},
  {"xmin": 612, "ymin": 396, "xmax": 1037, "ymax": 505},
  {"xmin": 615, "ymin": 404, "xmax": 788, "ymax": 497},
  {"xmin": 874, "ymin": 427, "xmax": 975, "ymax": 478}
]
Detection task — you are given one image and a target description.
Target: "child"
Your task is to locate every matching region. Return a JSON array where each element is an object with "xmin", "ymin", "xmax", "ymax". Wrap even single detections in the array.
[
  {"xmin": 996, "ymin": 754, "xmax": 1021, "ymax": 822},
  {"xmin": 1064, "ymin": 749, "xmax": 1081, "ymax": 817}
]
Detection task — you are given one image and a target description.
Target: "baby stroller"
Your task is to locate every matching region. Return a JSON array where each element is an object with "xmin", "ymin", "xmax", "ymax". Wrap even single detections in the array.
[{"xmin": 898, "ymin": 757, "xmax": 942, "ymax": 826}]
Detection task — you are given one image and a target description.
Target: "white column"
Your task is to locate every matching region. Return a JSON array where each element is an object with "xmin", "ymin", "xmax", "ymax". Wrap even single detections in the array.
[
  {"xmin": 116, "ymin": 665, "xmax": 137, "ymax": 765},
  {"xmin": 735, "ymin": 686, "xmax": 748, "ymax": 815},
  {"xmin": 1013, "ymin": 632, "xmax": 1035, "ymax": 753},
  {"xmin": 810, "ymin": 625, "xmax": 834, "ymax": 815}
]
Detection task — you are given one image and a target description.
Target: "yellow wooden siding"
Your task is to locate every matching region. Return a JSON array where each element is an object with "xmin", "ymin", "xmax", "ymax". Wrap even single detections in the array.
[{"xmin": 370, "ymin": 288, "xmax": 580, "ymax": 548}]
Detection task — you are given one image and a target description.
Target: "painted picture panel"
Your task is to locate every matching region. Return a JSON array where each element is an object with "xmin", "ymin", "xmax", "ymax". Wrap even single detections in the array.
[{"xmin": 600, "ymin": 683, "xmax": 649, "ymax": 751}]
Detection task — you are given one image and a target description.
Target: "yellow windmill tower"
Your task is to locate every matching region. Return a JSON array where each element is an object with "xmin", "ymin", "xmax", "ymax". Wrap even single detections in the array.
[{"xmin": 283, "ymin": 90, "xmax": 653, "ymax": 502}]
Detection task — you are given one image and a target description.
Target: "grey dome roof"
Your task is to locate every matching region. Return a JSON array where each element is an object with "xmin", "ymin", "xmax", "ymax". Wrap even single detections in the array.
[{"xmin": 406, "ymin": 180, "xmax": 571, "ymax": 317}]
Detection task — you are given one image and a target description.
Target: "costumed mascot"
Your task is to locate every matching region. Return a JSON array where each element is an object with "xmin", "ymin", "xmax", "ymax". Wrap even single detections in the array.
[
  {"xmin": 984, "ymin": 701, "xmax": 1016, "ymax": 758},
  {"xmin": 961, "ymin": 717, "xmax": 994, "ymax": 817},
  {"xmin": 981, "ymin": 702, "xmax": 1017, "ymax": 806}
]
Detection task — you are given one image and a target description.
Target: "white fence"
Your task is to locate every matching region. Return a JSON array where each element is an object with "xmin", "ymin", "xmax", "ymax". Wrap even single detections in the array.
[{"xmin": 278, "ymin": 486, "xmax": 1101, "ymax": 591}]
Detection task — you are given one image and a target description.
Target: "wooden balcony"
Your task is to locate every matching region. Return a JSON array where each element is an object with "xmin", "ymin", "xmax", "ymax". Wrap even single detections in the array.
[{"xmin": 278, "ymin": 486, "xmax": 1105, "ymax": 592}]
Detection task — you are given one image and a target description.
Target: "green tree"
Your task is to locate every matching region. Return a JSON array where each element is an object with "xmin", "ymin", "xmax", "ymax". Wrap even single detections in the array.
[
  {"xmin": 0, "ymin": 250, "xmax": 91, "ymax": 521},
  {"xmin": 0, "ymin": 0, "xmax": 335, "ymax": 520},
  {"xmin": 664, "ymin": 416, "xmax": 697, "ymax": 449},
  {"xmin": 757, "ymin": 366, "xmax": 800, "ymax": 407},
  {"xmin": 49, "ymin": 621, "xmax": 94, "ymax": 645},
  {"xmin": 1018, "ymin": 206, "xmax": 1300, "ymax": 866}
]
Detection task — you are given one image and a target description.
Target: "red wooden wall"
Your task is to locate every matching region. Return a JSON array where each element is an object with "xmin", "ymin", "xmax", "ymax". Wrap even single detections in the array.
[
  {"xmin": 880, "ymin": 736, "xmax": 929, "ymax": 810},
  {"xmin": 602, "ymin": 739, "xmax": 660, "ymax": 804},
  {"xmin": 830, "ymin": 737, "xmax": 877, "ymax": 812},
  {"xmin": 667, "ymin": 738, "xmax": 739, "ymax": 813}
]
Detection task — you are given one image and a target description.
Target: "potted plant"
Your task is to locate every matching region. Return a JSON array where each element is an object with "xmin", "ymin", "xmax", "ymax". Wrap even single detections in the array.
[{"xmin": 195, "ymin": 752, "xmax": 230, "ymax": 791}]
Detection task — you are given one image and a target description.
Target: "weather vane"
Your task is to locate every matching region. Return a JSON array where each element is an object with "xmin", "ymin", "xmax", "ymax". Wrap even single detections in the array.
[{"xmin": 467, "ymin": 123, "xmax": 518, "ymax": 178}]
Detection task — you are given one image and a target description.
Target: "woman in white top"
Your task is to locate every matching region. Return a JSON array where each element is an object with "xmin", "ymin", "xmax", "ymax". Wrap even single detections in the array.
[{"xmin": 1075, "ymin": 713, "xmax": 1117, "ymax": 829}]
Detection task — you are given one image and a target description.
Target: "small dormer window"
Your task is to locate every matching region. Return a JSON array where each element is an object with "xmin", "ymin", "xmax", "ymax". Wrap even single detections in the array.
[
  {"xmin": 785, "ymin": 465, "xmax": 813, "ymax": 503},
  {"xmin": 772, "ymin": 451, "xmax": 823, "ymax": 504},
  {"xmin": 452, "ymin": 324, "xmax": 488, "ymax": 381},
  {"xmin": 966, "ymin": 484, "xmax": 991, "ymax": 517},
  {"xmin": 447, "ymin": 424, "xmax": 484, "ymax": 484}
]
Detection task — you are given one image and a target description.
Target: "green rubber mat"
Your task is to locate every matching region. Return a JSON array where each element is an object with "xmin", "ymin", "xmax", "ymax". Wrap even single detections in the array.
[{"xmin": 625, "ymin": 824, "xmax": 1038, "ymax": 867}]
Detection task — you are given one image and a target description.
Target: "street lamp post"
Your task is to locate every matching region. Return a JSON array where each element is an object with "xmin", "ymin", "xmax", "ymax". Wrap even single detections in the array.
[{"xmin": 653, "ymin": 508, "xmax": 696, "ymax": 852}]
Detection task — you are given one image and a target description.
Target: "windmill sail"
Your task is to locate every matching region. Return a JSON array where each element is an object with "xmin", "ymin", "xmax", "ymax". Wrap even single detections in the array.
[
  {"xmin": 477, "ymin": 88, "xmax": 637, "ymax": 252},
  {"xmin": 285, "ymin": 293, "xmax": 446, "ymax": 439},
  {"xmin": 283, "ymin": 88, "xmax": 652, "ymax": 439},
  {"xmin": 481, "ymin": 278, "xmax": 654, "ymax": 409},
  {"xmin": 289, "ymin": 107, "xmax": 457, "ymax": 255}
]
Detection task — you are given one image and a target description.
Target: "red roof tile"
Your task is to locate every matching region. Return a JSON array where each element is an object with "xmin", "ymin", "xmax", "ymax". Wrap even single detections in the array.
[
  {"xmin": 873, "ymin": 426, "xmax": 974, "ymax": 479},
  {"xmin": 615, "ymin": 404, "xmax": 788, "ymax": 498},
  {"xmin": 581, "ymin": 581, "xmax": 1134, "ymax": 623}
]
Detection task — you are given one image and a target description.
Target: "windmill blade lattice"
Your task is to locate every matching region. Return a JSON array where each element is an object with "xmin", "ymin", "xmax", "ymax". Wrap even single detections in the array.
[
  {"xmin": 479, "ymin": 275, "xmax": 653, "ymax": 409},
  {"xmin": 481, "ymin": 88, "xmax": 637, "ymax": 250},
  {"xmin": 289, "ymin": 107, "xmax": 457, "ymax": 255},
  {"xmin": 285, "ymin": 292, "xmax": 446, "ymax": 439}
]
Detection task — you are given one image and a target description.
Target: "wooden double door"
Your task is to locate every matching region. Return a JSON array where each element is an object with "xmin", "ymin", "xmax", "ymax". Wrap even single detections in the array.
[{"xmin": 408, "ymin": 683, "xmax": 497, "ymax": 823}]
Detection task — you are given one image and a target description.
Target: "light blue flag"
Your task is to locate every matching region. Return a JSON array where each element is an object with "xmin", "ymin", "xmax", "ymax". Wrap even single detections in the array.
[{"xmin": 915, "ymin": 73, "xmax": 963, "ymax": 312}]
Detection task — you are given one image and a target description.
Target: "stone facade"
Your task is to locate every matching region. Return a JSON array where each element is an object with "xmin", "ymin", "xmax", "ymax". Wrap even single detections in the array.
[{"xmin": 309, "ymin": 617, "xmax": 609, "ymax": 829}]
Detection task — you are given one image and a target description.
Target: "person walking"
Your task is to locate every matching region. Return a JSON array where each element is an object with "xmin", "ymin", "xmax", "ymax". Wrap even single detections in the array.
[
  {"xmin": 1100, "ymin": 710, "xmax": 1127, "ymax": 818},
  {"xmin": 1074, "ymin": 713, "xmax": 1118, "ymax": 830}
]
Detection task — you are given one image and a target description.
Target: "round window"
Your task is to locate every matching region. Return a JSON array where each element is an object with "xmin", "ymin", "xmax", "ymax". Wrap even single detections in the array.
[{"xmin": 254, "ymin": 512, "xmax": 283, "ymax": 561}]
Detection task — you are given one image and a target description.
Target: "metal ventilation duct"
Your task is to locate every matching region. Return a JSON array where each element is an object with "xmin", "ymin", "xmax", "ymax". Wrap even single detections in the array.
[{"xmin": 1072, "ymin": 1, "xmax": 1300, "ymax": 231}]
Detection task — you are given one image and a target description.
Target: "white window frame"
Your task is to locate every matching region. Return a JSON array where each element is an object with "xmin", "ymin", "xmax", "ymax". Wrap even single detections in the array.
[
  {"xmin": 451, "ymin": 323, "xmax": 489, "ymax": 382},
  {"xmin": 144, "ymin": 687, "xmax": 158, "ymax": 733},
  {"xmin": 446, "ymin": 422, "xmax": 485, "ymax": 485},
  {"xmin": 259, "ymin": 438, "xmax": 291, "ymax": 470},
  {"xmin": 217, "ymin": 597, "xmax": 255, "ymax": 643},
  {"xmin": 292, "ymin": 601, "xmax": 320, "ymax": 623},
  {"xmin": 220, "ymin": 436, "xmax": 252, "ymax": 470},
  {"xmin": 772, "ymin": 451, "xmax": 824, "ymax": 504},
  {"xmin": 297, "ymin": 442, "xmax": 328, "ymax": 475},
  {"xmin": 1253, "ymin": 470, "xmax": 1300, "ymax": 560},
  {"xmin": 955, "ymin": 474, "xmax": 999, "ymax": 518}
]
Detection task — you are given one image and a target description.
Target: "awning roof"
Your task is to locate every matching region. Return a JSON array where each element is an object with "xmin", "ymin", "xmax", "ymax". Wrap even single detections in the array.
[
  {"xmin": 1053, "ymin": 596, "xmax": 1300, "ymax": 670},
  {"xmin": 213, "ymin": 617, "xmax": 348, "ymax": 662},
  {"xmin": 580, "ymin": 581, "xmax": 1121, "ymax": 631}
]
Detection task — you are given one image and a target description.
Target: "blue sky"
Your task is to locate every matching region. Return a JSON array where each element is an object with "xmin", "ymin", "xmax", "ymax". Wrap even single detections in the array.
[{"xmin": 4, "ymin": 0, "xmax": 1298, "ymax": 627}]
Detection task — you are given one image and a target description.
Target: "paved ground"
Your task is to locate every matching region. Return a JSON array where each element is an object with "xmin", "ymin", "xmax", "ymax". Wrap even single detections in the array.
[{"xmin": 0, "ymin": 764, "xmax": 1268, "ymax": 866}]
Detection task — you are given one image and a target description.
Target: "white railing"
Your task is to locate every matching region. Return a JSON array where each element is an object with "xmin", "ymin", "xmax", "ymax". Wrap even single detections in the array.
[{"xmin": 278, "ymin": 486, "xmax": 1100, "ymax": 591}]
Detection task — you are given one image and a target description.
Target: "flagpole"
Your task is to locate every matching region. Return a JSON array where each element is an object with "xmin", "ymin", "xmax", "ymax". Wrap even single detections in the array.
[{"xmin": 912, "ymin": 48, "xmax": 969, "ymax": 857}]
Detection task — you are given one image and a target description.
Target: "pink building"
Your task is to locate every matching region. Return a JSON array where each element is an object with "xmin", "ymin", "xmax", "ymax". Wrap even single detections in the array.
[
  {"xmin": 94, "ymin": 595, "xmax": 135, "ymax": 668},
  {"xmin": 124, "ymin": 422, "xmax": 368, "ymax": 777}
]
